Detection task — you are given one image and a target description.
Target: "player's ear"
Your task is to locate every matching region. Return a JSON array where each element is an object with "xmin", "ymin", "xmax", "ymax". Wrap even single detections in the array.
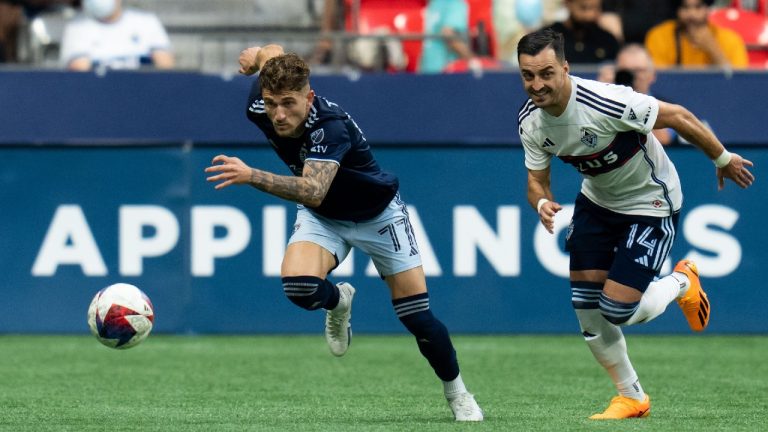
[
  {"xmin": 562, "ymin": 60, "xmax": 569, "ymax": 74},
  {"xmin": 305, "ymin": 88, "xmax": 315, "ymax": 106}
]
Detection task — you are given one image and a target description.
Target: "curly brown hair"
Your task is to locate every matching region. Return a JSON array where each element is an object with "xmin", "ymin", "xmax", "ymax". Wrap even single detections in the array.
[{"xmin": 259, "ymin": 53, "xmax": 310, "ymax": 93}]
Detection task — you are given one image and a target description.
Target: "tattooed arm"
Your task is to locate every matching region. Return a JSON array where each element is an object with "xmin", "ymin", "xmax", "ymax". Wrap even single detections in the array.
[{"xmin": 205, "ymin": 154, "xmax": 338, "ymax": 207}]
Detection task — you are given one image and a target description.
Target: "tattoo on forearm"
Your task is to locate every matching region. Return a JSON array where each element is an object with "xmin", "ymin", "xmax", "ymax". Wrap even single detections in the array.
[{"xmin": 248, "ymin": 161, "xmax": 338, "ymax": 206}]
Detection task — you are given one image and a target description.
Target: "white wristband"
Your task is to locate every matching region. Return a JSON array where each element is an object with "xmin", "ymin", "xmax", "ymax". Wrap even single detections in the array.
[
  {"xmin": 537, "ymin": 198, "xmax": 550, "ymax": 213},
  {"xmin": 713, "ymin": 150, "xmax": 731, "ymax": 168}
]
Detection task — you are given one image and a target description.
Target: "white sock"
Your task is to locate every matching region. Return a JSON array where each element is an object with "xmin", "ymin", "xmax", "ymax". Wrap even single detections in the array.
[
  {"xmin": 443, "ymin": 373, "xmax": 468, "ymax": 399},
  {"xmin": 673, "ymin": 271, "xmax": 691, "ymax": 299},
  {"xmin": 576, "ymin": 309, "xmax": 646, "ymax": 401},
  {"xmin": 616, "ymin": 376, "xmax": 645, "ymax": 401},
  {"xmin": 625, "ymin": 274, "xmax": 686, "ymax": 325},
  {"xmin": 333, "ymin": 285, "xmax": 350, "ymax": 312}
]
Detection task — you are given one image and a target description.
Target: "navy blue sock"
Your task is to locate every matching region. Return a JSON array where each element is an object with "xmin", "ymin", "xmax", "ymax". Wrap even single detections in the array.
[
  {"xmin": 281, "ymin": 276, "xmax": 340, "ymax": 311},
  {"xmin": 394, "ymin": 293, "xmax": 459, "ymax": 381}
]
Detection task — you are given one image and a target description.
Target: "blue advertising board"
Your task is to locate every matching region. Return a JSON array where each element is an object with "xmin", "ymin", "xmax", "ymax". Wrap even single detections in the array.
[
  {"xmin": 1, "ymin": 145, "xmax": 765, "ymax": 334},
  {"xmin": 1, "ymin": 70, "xmax": 767, "ymax": 146}
]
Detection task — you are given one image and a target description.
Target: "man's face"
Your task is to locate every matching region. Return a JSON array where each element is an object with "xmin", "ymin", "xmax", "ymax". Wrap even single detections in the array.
[
  {"xmin": 616, "ymin": 50, "xmax": 655, "ymax": 94},
  {"xmin": 678, "ymin": 0, "xmax": 709, "ymax": 27},
  {"xmin": 519, "ymin": 48, "xmax": 570, "ymax": 112},
  {"xmin": 262, "ymin": 86, "xmax": 314, "ymax": 138},
  {"xmin": 567, "ymin": 0, "xmax": 602, "ymax": 25}
]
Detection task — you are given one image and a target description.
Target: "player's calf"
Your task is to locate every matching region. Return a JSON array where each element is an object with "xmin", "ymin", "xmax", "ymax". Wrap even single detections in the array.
[{"xmin": 394, "ymin": 293, "xmax": 459, "ymax": 381}]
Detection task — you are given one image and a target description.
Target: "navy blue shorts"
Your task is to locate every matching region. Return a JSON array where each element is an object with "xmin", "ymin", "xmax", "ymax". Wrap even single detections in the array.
[{"xmin": 565, "ymin": 193, "xmax": 679, "ymax": 291}]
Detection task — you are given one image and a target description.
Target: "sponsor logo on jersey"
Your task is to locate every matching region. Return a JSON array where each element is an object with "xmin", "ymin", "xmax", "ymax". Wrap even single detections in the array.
[
  {"xmin": 310, "ymin": 145, "xmax": 328, "ymax": 153},
  {"xmin": 542, "ymin": 138, "xmax": 556, "ymax": 148},
  {"xmin": 310, "ymin": 128, "xmax": 325, "ymax": 144},
  {"xmin": 628, "ymin": 108, "xmax": 637, "ymax": 120},
  {"xmin": 580, "ymin": 128, "xmax": 598, "ymax": 148},
  {"xmin": 652, "ymin": 199, "xmax": 663, "ymax": 208}
]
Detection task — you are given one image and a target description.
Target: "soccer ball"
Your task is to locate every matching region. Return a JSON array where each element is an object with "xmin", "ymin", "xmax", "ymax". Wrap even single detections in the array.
[{"xmin": 87, "ymin": 283, "xmax": 154, "ymax": 349}]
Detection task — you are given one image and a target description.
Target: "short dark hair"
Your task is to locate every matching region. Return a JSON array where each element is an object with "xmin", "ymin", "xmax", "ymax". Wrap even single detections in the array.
[
  {"xmin": 259, "ymin": 53, "xmax": 310, "ymax": 93},
  {"xmin": 517, "ymin": 28, "xmax": 566, "ymax": 63}
]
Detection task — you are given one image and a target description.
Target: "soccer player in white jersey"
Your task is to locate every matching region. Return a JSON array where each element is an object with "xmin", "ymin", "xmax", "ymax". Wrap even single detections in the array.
[
  {"xmin": 205, "ymin": 44, "xmax": 483, "ymax": 421},
  {"xmin": 516, "ymin": 29, "xmax": 754, "ymax": 419},
  {"xmin": 60, "ymin": 0, "xmax": 174, "ymax": 71}
]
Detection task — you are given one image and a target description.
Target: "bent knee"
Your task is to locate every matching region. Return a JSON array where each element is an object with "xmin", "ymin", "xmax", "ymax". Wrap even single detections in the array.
[{"xmin": 598, "ymin": 292, "xmax": 639, "ymax": 325}]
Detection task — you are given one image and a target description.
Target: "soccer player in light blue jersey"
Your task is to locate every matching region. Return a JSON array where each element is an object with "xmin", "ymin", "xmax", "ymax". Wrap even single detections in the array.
[{"xmin": 205, "ymin": 45, "xmax": 483, "ymax": 422}]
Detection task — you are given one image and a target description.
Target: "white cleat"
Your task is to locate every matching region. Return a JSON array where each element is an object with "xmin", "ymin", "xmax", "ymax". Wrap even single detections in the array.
[
  {"xmin": 448, "ymin": 392, "xmax": 484, "ymax": 422},
  {"xmin": 325, "ymin": 282, "xmax": 355, "ymax": 357}
]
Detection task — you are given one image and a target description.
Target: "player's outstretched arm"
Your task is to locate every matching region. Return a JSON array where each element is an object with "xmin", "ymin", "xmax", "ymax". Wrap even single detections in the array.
[
  {"xmin": 205, "ymin": 155, "xmax": 338, "ymax": 207},
  {"xmin": 654, "ymin": 101, "xmax": 755, "ymax": 190},
  {"xmin": 528, "ymin": 167, "xmax": 562, "ymax": 234},
  {"xmin": 238, "ymin": 44, "xmax": 285, "ymax": 75}
]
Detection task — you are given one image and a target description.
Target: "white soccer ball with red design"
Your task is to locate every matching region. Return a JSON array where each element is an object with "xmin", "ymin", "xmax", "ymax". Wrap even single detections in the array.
[{"xmin": 87, "ymin": 283, "xmax": 154, "ymax": 349}]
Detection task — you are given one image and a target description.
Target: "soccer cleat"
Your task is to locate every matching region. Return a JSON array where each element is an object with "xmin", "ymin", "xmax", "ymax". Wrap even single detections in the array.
[
  {"xmin": 447, "ymin": 392, "xmax": 484, "ymax": 422},
  {"xmin": 325, "ymin": 282, "xmax": 355, "ymax": 357},
  {"xmin": 589, "ymin": 395, "xmax": 650, "ymax": 420},
  {"xmin": 674, "ymin": 259, "xmax": 710, "ymax": 332}
]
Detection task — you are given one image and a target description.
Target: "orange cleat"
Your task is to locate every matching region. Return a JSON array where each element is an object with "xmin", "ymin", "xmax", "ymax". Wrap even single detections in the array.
[
  {"xmin": 589, "ymin": 395, "xmax": 650, "ymax": 420},
  {"xmin": 674, "ymin": 259, "xmax": 710, "ymax": 332}
]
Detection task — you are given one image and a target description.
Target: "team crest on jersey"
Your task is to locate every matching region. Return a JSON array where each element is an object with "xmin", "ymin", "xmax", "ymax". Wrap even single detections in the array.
[
  {"xmin": 310, "ymin": 128, "xmax": 325, "ymax": 144},
  {"xmin": 580, "ymin": 128, "xmax": 598, "ymax": 148}
]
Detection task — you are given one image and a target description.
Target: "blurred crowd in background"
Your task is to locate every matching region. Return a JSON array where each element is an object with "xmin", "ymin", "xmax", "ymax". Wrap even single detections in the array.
[{"xmin": 0, "ymin": 0, "xmax": 766, "ymax": 75}]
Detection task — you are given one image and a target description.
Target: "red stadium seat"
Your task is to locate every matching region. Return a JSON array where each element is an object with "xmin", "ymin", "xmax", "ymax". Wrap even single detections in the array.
[
  {"xmin": 442, "ymin": 56, "xmax": 504, "ymax": 73},
  {"xmin": 710, "ymin": 0, "xmax": 768, "ymax": 68},
  {"xmin": 345, "ymin": 0, "xmax": 426, "ymax": 72},
  {"xmin": 392, "ymin": 7, "xmax": 425, "ymax": 72},
  {"xmin": 465, "ymin": 0, "xmax": 497, "ymax": 58}
]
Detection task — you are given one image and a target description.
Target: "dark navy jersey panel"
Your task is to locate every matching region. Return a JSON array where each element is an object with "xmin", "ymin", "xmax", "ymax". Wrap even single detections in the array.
[{"xmin": 246, "ymin": 79, "xmax": 399, "ymax": 221}]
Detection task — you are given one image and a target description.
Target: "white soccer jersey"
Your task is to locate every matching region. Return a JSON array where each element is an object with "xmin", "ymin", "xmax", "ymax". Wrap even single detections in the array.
[
  {"xmin": 518, "ymin": 75, "xmax": 682, "ymax": 217},
  {"xmin": 60, "ymin": 8, "xmax": 171, "ymax": 70}
]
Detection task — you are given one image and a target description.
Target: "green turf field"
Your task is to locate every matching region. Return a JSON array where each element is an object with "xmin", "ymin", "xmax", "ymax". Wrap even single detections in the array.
[{"xmin": 0, "ymin": 335, "xmax": 765, "ymax": 431}]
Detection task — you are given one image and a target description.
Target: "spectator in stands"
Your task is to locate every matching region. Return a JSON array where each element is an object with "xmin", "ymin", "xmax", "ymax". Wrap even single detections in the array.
[
  {"xmin": 420, "ymin": 0, "xmax": 476, "ymax": 73},
  {"xmin": 545, "ymin": 0, "xmax": 620, "ymax": 64},
  {"xmin": 310, "ymin": 0, "xmax": 342, "ymax": 66},
  {"xmin": 601, "ymin": 44, "xmax": 676, "ymax": 145},
  {"xmin": 645, "ymin": 0, "xmax": 748, "ymax": 69},
  {"xmin": 601, "ymin": 0, "xmax": 676, "ymax": 45},
  {"xmin": 0, "ymin": 0, "xmax": 77, "ymax": 63},
  {"xmin": 0, "ymin": 1, "xmax": 23, "ymax": 62},
  {"xmin": 60, "ymin": 0, "xmax": 174, "ymax": 71}
]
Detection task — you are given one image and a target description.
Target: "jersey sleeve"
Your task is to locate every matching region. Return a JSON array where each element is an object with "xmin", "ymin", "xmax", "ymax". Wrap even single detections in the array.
[
  {"xmin": 59, "ymin": 18, "xmax": 91, "ymax": 66},
  {"xmin": 605, "ymin": 84, "xmax": 660, "ymax": 135},
  {"xmin": 442, "ymin": 2, "xmax": 469, "ymax": 33},
  {"xmin": 519, "ymin": 126, "xmax": 551, "ymax": 171},
  {"xmin": 305, "ymin": 118, "xmax": 351, "ymax": 165},
  {"xmin": 143, "ymin": 14, "xmax": 172, "ymax": 51},
  {"xmin": 245, "ymin": 79, "xmax": 264, "ymax": 124}
]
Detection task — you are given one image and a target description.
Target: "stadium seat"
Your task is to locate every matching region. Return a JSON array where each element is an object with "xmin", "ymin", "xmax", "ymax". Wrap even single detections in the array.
[
  {"xmin": 442, "ymin": 56, "xmax": 504, "ymax": 73},
  {"xmin": 709, "ymin": 0, "xmax": 768, "ymax": 68},
  {"xmin": 345, "ymin": 0, "xmax": 426, "ymax": 72},
  {"xmin": 465, "ymin": 0, "xmax": 497, "ymax": 58}
]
